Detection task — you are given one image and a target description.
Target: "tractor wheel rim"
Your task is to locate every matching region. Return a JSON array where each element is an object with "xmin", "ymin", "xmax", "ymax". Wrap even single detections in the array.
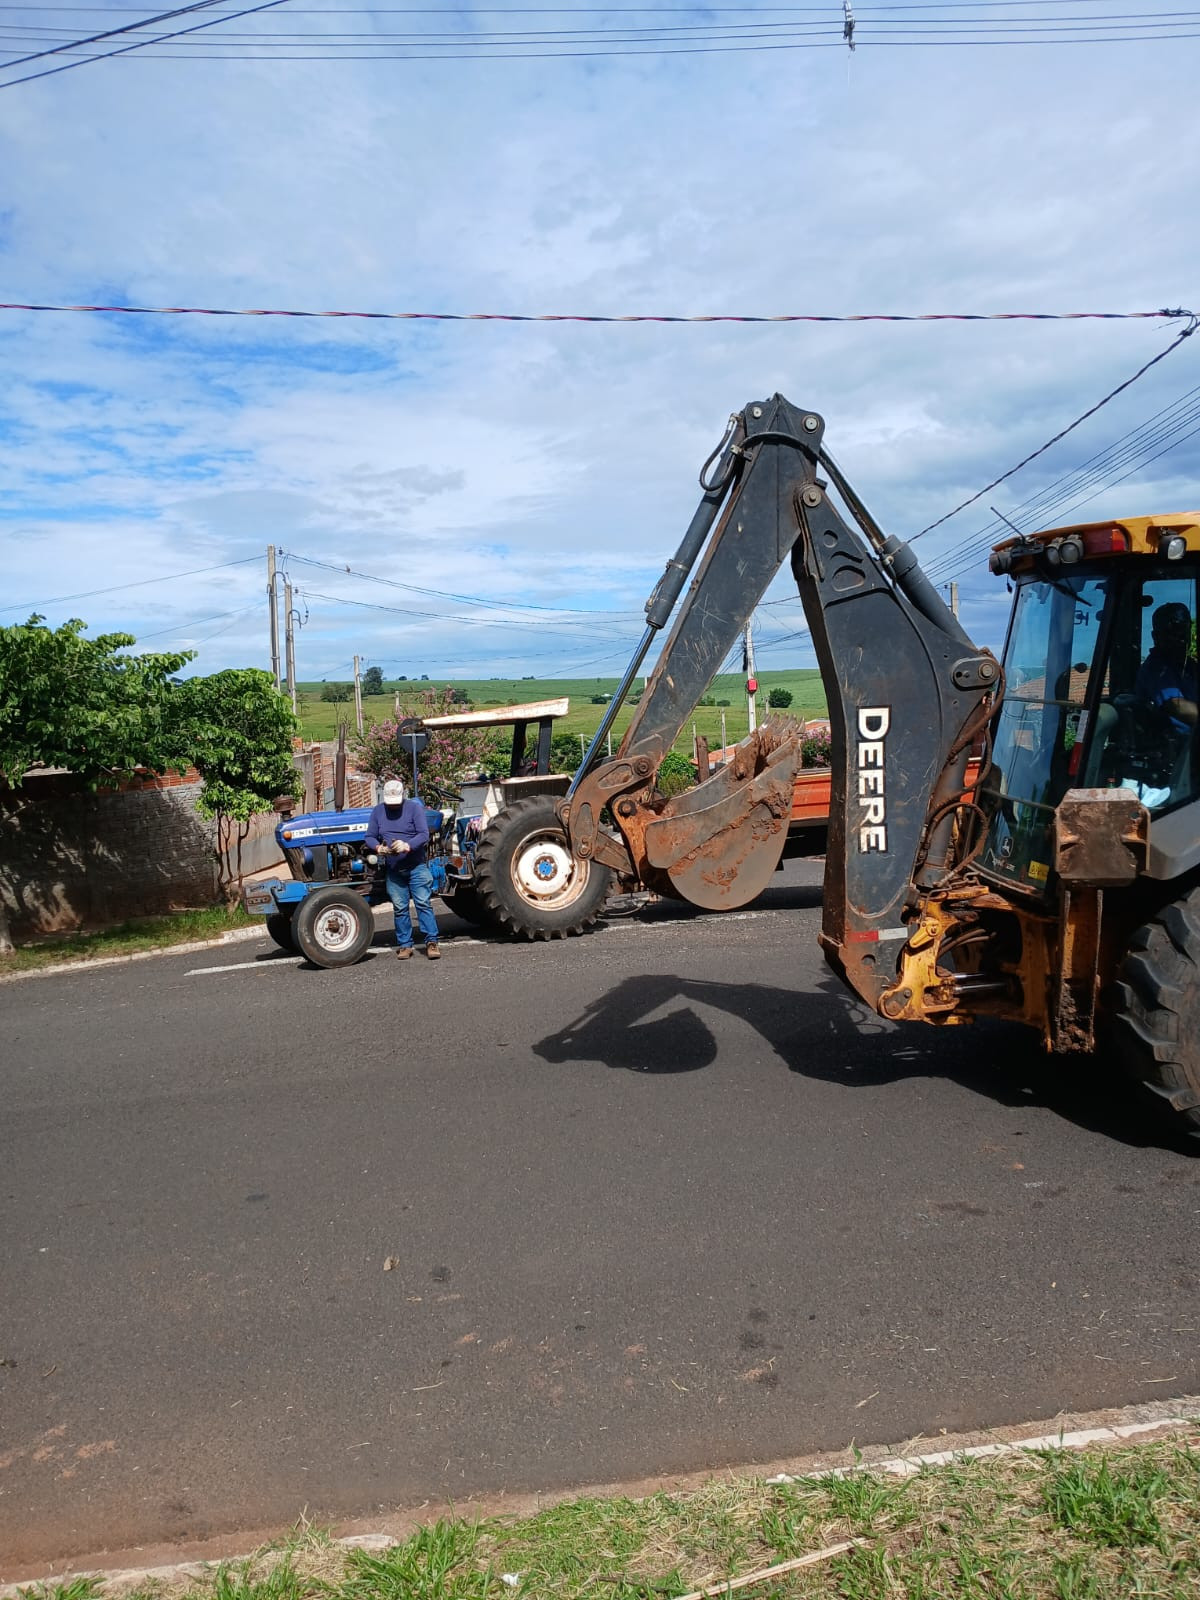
[
  {"xmin": 512, "ymin": 833, "xmax": 585, "ymax": 906},
  {"xmin": 314, "ymin": 906, "xmax": 357, "ymax": 951}
]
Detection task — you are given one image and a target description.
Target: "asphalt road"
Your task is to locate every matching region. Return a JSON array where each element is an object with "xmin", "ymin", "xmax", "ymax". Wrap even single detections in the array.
[{"xmin": 3, "ymin": 861, "xmax": 1199, "ymax": 1572}]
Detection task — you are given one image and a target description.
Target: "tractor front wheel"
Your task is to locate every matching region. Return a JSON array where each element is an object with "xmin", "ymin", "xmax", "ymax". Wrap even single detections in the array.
[
  {"xmin": 294, "ymin": 887, "xmax": 375, "ymax": 968},
  {"xmin": 474, "ymin": 796, "xmax": 610, "ymax": 940},
  {"xmin": 1110, "ymin": 886, "xmax": 1200, "ymax": 1134},
  {"xmin": 265, "ymin": 911, "xmax": 296, "ymax": 953}
]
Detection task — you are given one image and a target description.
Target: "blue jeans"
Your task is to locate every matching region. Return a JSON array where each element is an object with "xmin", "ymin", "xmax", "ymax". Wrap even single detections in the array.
[{"xmin": 386, "ymin": 862, "xmax": 440, "ymax": 948}]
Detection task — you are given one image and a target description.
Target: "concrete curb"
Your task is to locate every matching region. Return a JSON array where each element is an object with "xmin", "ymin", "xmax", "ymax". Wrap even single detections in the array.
[
  {"xmin": 0, "ymin": 925, "xmax": 268, "ymax": 985},
  {"xmin": 7, "ymin": 1397, "xmax": 1196, "ymax": 1595}
]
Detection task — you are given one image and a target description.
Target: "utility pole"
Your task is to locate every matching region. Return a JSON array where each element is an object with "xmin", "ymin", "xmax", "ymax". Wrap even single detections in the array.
[
  {"xmin": 267, "ymin": 546, "xmax": 281, "ymax": 690},
  {"xmin": 744, "ymin": 622, "xmax": 758, "ymax": 734},
  {"xmin": 284, "ymin": 578, "xmax": 297, "ymax": 714},
  {"xmin": 949, "ymin": 581, "xmax": 960, "ymax": 620},
  {"xmin": 353, "ymin": 655, "xmax": 364, "ymax": 736}
]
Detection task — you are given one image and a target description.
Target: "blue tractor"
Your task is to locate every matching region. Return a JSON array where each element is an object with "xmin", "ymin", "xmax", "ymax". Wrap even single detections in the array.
[{"xmin": 241, "ymin": 698, "xmax": 612, "ymax": 967}]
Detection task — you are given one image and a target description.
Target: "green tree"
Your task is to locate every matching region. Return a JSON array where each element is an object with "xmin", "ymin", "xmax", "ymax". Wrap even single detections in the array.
[
  {"xmin": 0, "ymin": 615, "xmax": 193, "ymax": 788},
  {"xmin": 768, "ymin": 688, "xmax": 794, "ymax": 709},
  {"xmin": 169, "ymin": 669, "xmax": 299, "ymax": 893},
  {"xmin": 321, "ymin": 682, "xmax": 353, "ymax": 703},
  {"xmin": 657, "ymin": 749, "xmax": 695, "ymax": 798},
  {"xmin": 362, "ymin": 665, "xmax": 384, "ymax": 695}
]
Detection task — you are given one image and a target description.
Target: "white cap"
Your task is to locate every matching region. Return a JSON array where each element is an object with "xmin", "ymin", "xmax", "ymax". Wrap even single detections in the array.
[{"xmin": 382, "ymin": 779, "xmax": 406, "ymax": 803}]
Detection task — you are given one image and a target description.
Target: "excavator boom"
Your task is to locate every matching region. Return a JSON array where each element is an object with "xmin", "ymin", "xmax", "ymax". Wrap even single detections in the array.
[{"xmin": 561, "ymin": 395, "xmax": 1000, "ymax": 1013}]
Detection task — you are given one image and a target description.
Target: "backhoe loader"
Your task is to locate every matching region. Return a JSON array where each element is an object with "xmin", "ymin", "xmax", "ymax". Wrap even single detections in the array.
[{"xmin": 501, "ymin": 394, "xmax": 1200, "ymax": 1131}]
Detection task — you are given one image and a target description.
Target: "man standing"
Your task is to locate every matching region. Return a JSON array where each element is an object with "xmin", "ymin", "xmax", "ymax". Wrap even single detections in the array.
[{"xmin": 364, "ymin": 779, "xmax": 441, "ymax": 960}]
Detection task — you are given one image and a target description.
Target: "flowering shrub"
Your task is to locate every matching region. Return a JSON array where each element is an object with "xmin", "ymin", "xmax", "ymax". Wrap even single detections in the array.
[
  {"xmin": 352, "ymin": 687, "xmax": 503, "ymax": 796},
  {"xmin": 801, "ymin": 729, "xmax": 832, "ymax": 768}
]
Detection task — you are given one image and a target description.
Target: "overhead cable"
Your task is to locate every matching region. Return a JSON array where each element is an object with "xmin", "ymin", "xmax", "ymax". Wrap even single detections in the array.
[
  {"xmin": 0, "ymin": 301, "xmax": 1189, "ymax": 325},
  {"xmin": 0, "ymin": 0, "xmax": 230, "ymax": 71},
  {"xmin": 0, "ymin": 0, "xmax": 292, "ymax": 88},
  {"xmin": 281, "ymin": 550, "xmax": 641, "ymax": 617},
  {"xmin": 911, "ymin": 312, "xmax": 1197, "ymax": 541},
  {"xmin": 0, "ymin": 554, "xmax": 260, "ymax": 616}
]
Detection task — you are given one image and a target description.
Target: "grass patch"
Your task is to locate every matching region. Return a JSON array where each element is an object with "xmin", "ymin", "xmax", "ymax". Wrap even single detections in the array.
[
  {"xmin": 1040, "ymin": 1451, "xmax": 1171, "ymax": 1549},
  {"xmin": 22, "ymin": 1431, "xmax": 1200, "ymax": 1600},
  {"xmin": 1, "ymin": 904, "xmax": 256, "ymax": 974}
]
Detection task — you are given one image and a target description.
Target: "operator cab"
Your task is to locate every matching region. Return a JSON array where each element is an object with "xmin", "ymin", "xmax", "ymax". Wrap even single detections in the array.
[{"xmin": 976, "ymin": 513, "xmax": 1200, "ymax": 894}]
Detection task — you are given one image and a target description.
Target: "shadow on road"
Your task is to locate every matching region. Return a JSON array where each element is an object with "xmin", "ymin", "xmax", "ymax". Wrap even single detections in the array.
[{"xmin": 533, "ymin": 970, "xmax": 1197, "ymax": 1153}]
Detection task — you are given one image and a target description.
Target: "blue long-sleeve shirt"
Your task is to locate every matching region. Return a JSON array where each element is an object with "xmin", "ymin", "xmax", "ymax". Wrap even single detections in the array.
[{"xmin": 364, "ymin": 799, "xmax": 429, "ymax": 866}]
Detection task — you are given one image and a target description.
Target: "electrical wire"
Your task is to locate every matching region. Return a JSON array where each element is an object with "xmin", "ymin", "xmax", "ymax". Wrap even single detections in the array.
[
  {"xmin": 0, "ymin": 301, "xmax": 1188, "ymax": 324},
  {"xmin": 295, "ymin": 585, "xmax": 627, "ymax": 634},
  {"xmin": 0, "ymin": 554, "xmax": 261, "ymax": 616},
  {"xmin": 0, "ymin": 0, "xmax": 292, "ymax": 88},
  {"xmin": 134, "ymin": 598, "xmax": 261, "ymax": 639},
  {"xmin": 912, "ymin": 312, "xmax": 1198, "ymax": 542},
  {"xmin": 921, "ymin": 383, "xmax": 1200, "ymax": 583},
  {"xmin": 0, "ymin": 0, "xmax": 230, "ymax": 71},
  {"xmin": 280, "ymin": 550, "xmax": 642, "ymax": 618}
]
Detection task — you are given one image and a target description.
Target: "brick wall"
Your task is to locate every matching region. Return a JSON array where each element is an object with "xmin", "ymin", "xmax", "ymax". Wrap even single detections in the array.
[{"xmin": 0, "ymin": 771, "xmax": 284, "ymax": 940}]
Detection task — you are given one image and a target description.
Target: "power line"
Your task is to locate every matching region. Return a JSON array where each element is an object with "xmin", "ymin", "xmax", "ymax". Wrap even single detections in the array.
[
  {"xmin": 921, "ymin": 380, "xmax": 1200, "ymax": 581},
  {"xmin": 0, "ymin": 554, "xmax": 260, "ymax": 616},
  {"xmin": 912, "ymin": 313, "xmax": 1198, "ymax": 542},
  {"xmin": 0, "ymin": 0, "xmax": 230, "ymax": 72},
  {"xmin": 6, "ymin": 29, "xmax": 1199, "ymax": 54},
  {"xmin": 295, "ymin": 585, "xmax": 625, "ymax": 634},
  {"xmin": 10, "ymin": 11, "xmax": 1199, "ymax": 38},
  {"xmin": 0, "ymin": 301, "xmax": 1189, "ymax": 324},
  {"xmin": 281, "ymin": 550, "xmax": 641, "ymax": 618},
  {"xmin": 0, "ymin": 0, "xmax": 292, "ymax": 88},
  {"xmin": 134, "ymin": 598, "xmax": 261, "ymax": 639}
]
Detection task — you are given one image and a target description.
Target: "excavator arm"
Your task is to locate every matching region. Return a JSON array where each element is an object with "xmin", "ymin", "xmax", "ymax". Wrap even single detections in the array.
[{"xmin": 560, "ymin": 394, "xmax": 1000, "ymax": 1016}]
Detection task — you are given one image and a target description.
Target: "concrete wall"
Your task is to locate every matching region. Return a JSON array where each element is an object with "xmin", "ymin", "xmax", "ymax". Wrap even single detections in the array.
[{"xmin": 0, "ymin": 769, "xmax": 284, "ymax": 941}]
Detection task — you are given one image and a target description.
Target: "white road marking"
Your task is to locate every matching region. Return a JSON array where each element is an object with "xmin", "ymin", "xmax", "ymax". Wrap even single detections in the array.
[{"xmin": 186, "ymin": 955, "xmax": 303, "ymax": 976}]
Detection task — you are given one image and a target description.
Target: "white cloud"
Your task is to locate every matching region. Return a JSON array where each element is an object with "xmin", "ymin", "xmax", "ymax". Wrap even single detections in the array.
[{"xmin": 1, "ymin": 17, "xmax": 1198, "ymax": 683}]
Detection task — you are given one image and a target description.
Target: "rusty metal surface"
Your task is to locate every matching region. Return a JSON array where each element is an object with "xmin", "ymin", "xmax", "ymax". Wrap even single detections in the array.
[
  {"xmin": 638, "ymin": 721, "xmax": 802, "ymax": 910},
  {"xmin": 1051, "ymin": 885, "xmax": 1103, "ymax": 1052},
  {"xmin": 1054, "ymin": 789, "xmax": 1148, "ymax": 887}
]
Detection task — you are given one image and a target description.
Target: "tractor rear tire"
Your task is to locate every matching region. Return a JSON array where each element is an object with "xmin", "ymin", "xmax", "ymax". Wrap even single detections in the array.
[
  {"xmin": 1110, "ymin": 886, "xmax": 1200, "ymax": 1134},
  {"xmin": 294, "ymin": 887, "xmax": 375, "ymax": 969},
  {"xmin": 265, "ymin": 912, "xmax": 296, "ymax": 953},
  {"xmin": 445, "ymin": 884, "xmax": 490, "ymax": 927},
  {"xmin": 474, "ymin": 795, "xmax": 611, "ymax": 940}
]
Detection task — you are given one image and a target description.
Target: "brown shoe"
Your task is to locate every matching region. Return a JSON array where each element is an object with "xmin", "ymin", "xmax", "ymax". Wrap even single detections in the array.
[
  {"xmin": 396, "ymin": 945, "xmax": 413, "ymax": 960},
  {"xmin": 425, "ymin": 942, "xmax": 441, "ymax": 960}
]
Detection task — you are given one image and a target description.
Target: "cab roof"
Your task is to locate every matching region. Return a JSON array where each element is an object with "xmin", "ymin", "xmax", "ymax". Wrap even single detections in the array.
[{"xmin": 992, "ymin": 512, "xmax": 1200, "ymax": 559}]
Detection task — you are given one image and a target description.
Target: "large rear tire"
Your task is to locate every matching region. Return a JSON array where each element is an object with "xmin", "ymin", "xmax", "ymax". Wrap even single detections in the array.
[
  {"xmin": 444, "ymin": 883, "xmax": 490, "ymax": 927},
  {"xmin": 293, "ymin": 887, "xmax": 375, "ymax": 969},
  {"xmin": 474, "ymin": 796, "xmax": 611, "ymax": 940},
  {"xmin": 1110, "ymin": 886, "xmax": 1200, "ymax": 1133}
]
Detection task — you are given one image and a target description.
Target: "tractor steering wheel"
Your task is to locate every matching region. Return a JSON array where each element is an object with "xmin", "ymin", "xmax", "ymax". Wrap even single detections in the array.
[{"xmin": 425, "ymin": 780, "xmax": 465, "ymax": 804}]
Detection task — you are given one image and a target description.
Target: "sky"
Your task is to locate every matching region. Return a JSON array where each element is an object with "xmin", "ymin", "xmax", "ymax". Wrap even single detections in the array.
[{"xmin": 0, "ymin": 3, "xmax": 1198, "ymax": 687}]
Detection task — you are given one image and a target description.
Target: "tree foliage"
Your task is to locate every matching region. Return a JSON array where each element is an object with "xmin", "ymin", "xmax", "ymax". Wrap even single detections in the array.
[
  {"xmin": 0, "ymin": 615, "xmax": 193, "ymax": 788},
  {"xmin": 362, "ymin": 665, "xmax": 384, "ymax": 695},
  {"xmin": 170, "ymin": 669, "xmax": 299, "ymax": 824},
  {"xmin": 353, "ymin": 686, "xmax": 503, "ymax": 796},
  {"xmin": 321, "ymin": 681, "xmax": 354, "ymax": 703},
  {"xmin": 768, "ymin": 687, "xmax": 794, "ymax": 708},
  {"xmin": 657, "ymin": 749, "xmax": 695, "ymax": 798}
]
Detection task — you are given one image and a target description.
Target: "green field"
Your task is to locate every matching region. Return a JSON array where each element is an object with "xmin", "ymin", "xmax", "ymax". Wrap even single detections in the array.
[{"xmin": 296, "ymin": 669, "xmax": 828, "ymax": 752}]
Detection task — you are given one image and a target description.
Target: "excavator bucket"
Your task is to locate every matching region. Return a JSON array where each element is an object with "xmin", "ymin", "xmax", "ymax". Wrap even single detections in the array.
[{"xmin": 640, "ymin": 718, "xmax": 803, "ymax": 909}]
